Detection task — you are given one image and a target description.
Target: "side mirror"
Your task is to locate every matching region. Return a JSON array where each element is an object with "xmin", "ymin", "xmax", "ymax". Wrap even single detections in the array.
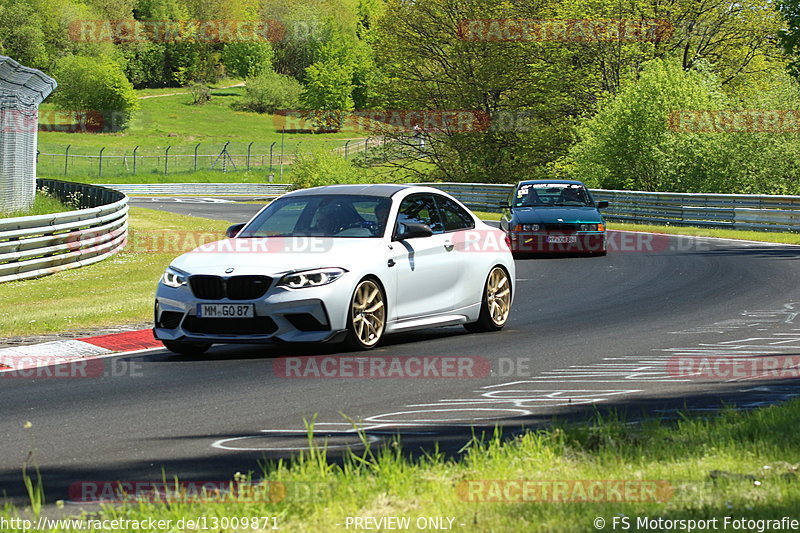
[
  {"xmin": 395, "ymin": 222, "xmax": 434, "ymax": 240},
  {"xmin": 226, "ymin": 223, "xmax": 246, "ymax": 238},
  {"xmin": 596, "ymin": 201, "xmax": 609, "ymax": 209}
]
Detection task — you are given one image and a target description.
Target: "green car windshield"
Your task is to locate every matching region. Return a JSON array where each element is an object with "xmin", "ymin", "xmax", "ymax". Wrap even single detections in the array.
[{"xmin": 514, "ymin": 183, "xmax": 593, "ymax": 207}]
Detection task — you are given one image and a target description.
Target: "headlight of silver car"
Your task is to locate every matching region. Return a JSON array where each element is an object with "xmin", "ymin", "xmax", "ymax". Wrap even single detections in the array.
[
  {"xmin": 161, "ymin": 266, "xmax": 188, "ymax": 288},
  {"xmin": 279, "ymin": 268, "xmax": 347, "ymax": 289}
]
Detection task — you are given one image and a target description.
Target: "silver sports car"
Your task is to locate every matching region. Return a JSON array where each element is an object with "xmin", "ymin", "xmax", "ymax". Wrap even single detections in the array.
[{"xmin": 153, "ymin": 184, "xmax": 515, "ymax": 353}]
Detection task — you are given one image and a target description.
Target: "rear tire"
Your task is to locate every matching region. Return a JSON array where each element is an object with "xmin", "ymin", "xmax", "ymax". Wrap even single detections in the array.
[
  {"xmin": 344, "ymin": 278, "xmax": 386, "ymax": 350},
  {"xmin": 464, "ymin": 266, "xmax": 512, "ymax": 333},
  {"xmin": 162, "ymin": 340, "xmax": 212, "ymax": 355}
]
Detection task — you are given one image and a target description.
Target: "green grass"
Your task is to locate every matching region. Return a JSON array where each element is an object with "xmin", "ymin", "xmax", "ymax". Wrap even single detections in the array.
[
  {"xmin": 608, "ymin": 222, "xmax": 800, "ymax": 245},
  {"xmin": 8, "ymin": 401, "xmax": 800, "ymax": 531},
  {"xmin": 36, "ymin": 86, "xmax": 362, "ymax": 180},
  {"xmin": 0, "ymin": 207, "xmax": 228, "ymax": 337},
  {"xmin": 133, "ymin": 78, "xmax": 244, "ymax": 98},
  {"xmin": 59, "ymin": 169, "xmax": 295, "ymax": 185},
  {"xmin": 0, "ymin": 191, "xmax": 75, "ymax": 218},
  {"xmin": 472, "ymin": 212, "xmax": 800, "ymax": 245}
]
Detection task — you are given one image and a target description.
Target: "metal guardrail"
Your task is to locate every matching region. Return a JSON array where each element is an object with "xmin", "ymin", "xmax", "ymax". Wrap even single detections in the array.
[
  {"xmin": 420, "ymin": 183, "xmax": 514, "ymax": 213},
  {"xmin": 421, "ymin": 183, "xmax": 800, "ymax": 233},
  {"xmin": 589, "ymin": 189, "xmax": 800, "ymax": 232},
  {"xmin": 96, "ymin": 183, "xmax": 292, "ymax": 197},
  {"xmin": 0, "ymin": 179, "xmax": 128, "ymax": 283}
]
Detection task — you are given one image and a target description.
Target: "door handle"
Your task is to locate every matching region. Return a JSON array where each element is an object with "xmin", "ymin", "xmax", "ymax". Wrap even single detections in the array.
[
  {"xmin": 388, "ymin": 259, "xmax": 396, "ymax": 267},
  {"xmin": 444, "ymin": 240, "xmax": 454, "ymax": 252}
]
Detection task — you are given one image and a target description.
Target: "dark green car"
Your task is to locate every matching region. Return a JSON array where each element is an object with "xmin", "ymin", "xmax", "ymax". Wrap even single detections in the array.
[{"xmin": 500, "ymin": 180, "xmax": 609, "ymax": 255}]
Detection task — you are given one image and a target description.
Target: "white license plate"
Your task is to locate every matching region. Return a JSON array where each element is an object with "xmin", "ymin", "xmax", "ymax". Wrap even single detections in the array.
[
  {"xmin": 197, "ymin": 304, "xmax": 255, "ymax": 318},
  {"xmin": 547, "ymin": 235, "xmax": 577, "ymax": 244}
]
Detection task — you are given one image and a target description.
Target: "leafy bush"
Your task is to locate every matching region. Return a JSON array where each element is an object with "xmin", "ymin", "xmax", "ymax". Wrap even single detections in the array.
[
  {"xmin": 51, "ymin": 55, "xmax": 139, "ymax": 131},
  {"xmin": 240, "ymin": 70, "xmax": 302, "ymax": 113},
  {"xmin": 189, "ymin": 83, "xmax": 211, "ymax": 105},
  {"xmin": 302, "ymin": 59, "xmax": 355, "ymax": 112},
  {"xmin": 222, "ymin": 42, "xmax": 274, "ymax": 79},
  {"xmin": 568, "ymin": 59, "xmax": 800, "ymax": 194},
  {"xmin": 290, "ymin": 150, "xmax": 368, "ymax": 190}
]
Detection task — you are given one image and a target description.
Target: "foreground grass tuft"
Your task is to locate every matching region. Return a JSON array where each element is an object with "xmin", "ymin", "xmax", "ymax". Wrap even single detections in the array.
[
  {"xmin": 0, "ymin": 192, "xmax": 75, "ymax": 218},
  {"xmin": 5, "ymin": 401, "xmax": 799, "ymax": 531}
]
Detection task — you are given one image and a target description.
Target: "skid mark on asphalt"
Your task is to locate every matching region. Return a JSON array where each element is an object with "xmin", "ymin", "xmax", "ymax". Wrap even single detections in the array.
[{"xmin": 211, "ymin": 303, "xmax": 800, "ymax": 452}]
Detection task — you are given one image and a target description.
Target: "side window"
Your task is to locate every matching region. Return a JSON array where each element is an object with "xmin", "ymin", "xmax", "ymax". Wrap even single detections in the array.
[
  {"xmin": 396, "ymin": 194, "xmax": 444, "ymax": 234},
  {"xmin": 435, "ymin": 195, "xmax": 475, "ymax": 232}
]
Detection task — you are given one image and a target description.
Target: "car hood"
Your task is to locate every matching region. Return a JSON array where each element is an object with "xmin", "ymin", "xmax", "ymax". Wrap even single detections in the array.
[
  {"xmin": 510, "ymin": 206, "xmax": 603, "ymax": 224},
  {"xmin": 169, "ymin": 237, "xmax": 381, "ymax": 277}
]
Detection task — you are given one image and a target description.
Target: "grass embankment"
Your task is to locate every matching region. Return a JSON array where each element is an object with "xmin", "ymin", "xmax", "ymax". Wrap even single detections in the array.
[
  {"xmin": 609, "ymin": 222, "xmax": 800, "ymax": 245},
  {"xmin": 8, "ymin": 401, "xmax": 800, "ymax": 532},
  {"xmin": 0, "ymin": 192, "xmax": 74, "ymax": 218},
  {"xmin": 0, "ymin": 207, "xmax": 228, "ymax": 338},
  {"xmin": 36, "ymin": 85, "xmax": 358, "ymax": 181},
  {"xmin": 473, "ymin": 211, "xmax": 800, "ymax": 245}
]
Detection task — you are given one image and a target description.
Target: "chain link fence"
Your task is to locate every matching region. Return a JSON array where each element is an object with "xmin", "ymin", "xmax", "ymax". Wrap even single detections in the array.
[
  {"xmin": 0, "ymin": 55, "xmax": 57, "ymax": 212},
  {"xmin": 36, "ymin": 138, "xmax": 393, "ymax": 179}
]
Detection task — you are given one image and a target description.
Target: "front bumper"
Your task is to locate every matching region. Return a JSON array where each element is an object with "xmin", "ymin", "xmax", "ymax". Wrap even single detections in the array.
[
  {"xmin": 508, "ymin": 231, "xmax": 606, "ymax": 253},
  {"xmin": 153, "ymin": 282, "xmax": 350, "ymax": 344}
]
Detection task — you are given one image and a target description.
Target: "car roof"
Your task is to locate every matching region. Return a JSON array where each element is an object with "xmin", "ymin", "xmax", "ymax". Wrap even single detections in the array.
[
  {"xmin": 286, "ymin": 184, "xmax": 412, "ymax": 198},
  {"xmin": 517, "ymin": 179, "xmax": 585, "ymax": 186}
]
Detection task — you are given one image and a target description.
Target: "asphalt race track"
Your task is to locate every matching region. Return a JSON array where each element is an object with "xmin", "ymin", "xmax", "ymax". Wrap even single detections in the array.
[{"xmin": 3, "ymin": 197, "xmax": 800, "ymax": 506}]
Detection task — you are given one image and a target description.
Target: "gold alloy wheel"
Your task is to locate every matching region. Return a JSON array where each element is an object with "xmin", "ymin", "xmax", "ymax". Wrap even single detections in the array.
[
  {"xmin": 486, "ymin": 267, "xmax": 511, "ymax": 326},
  {"xmin": 351, "ymin": 279, "xmax": 386, "ymax": 347}
]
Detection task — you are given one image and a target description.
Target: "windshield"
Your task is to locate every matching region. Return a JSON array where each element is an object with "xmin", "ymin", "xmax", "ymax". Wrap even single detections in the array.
[
  {"xmin": 513, "ymin": 183, "xmax": 593, "ymax": 207},
  {"xmin": 239, "ymin": 194, "xmax": 392, "ymax": 238}
]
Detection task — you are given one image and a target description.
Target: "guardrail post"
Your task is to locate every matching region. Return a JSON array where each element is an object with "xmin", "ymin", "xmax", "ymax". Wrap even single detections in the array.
[
  {"xmin": 64, "ymin": 144, "xmax": 71, "ymax": 177},
  {"xmin": 99, "ymin": 147, "xmax": 105, "ymax": 177},
  {"xmin": 194, "ymin": 142, "xmax": 200, "ymax": 172},
  {"xmin": 344, "ymin": 140, "xmax": 350, "ymax": 160},
  {"xmin": 165, "ymin": 146, "xmax": 171, "ymax": 175},
  {"xmin": 269, "ymin": 141, "xmax": 276, "ymax": 170},
  {"xmin": 133, "ymin": 145, "xmax": 139, "ymax": 175},
  {"xmin": 247, "ymin": 141, "xmax": 253, "ymax": 171}
]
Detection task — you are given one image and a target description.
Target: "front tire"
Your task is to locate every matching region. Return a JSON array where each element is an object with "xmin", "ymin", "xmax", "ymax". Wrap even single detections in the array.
[
  {"xmin": 162, "ymin": 340, "xmax": 212, "ymax": 355},
  {"xmin": 344, "ymin": 278, "xmax": 386, "ymax": 350},
  {"xmin": 464, "ymin": 266, "xmax": 512, "ymax": 333}
]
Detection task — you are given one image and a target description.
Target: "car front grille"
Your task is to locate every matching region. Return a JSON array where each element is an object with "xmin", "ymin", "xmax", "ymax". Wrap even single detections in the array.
[
  {"xmin": 183, "ymin": 316, "xmax": 278, "ymax": 335},
  {"xmin": 227, "ymin": 276, "xmax": 271, "ymax": 300},
  {"xmin": 189, "ymin": 275, "xmax": 272, "ymax": 300}
]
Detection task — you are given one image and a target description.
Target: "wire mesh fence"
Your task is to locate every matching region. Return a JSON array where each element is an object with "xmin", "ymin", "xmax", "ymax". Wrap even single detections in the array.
[
  {"xmin": 36, "ymin": 138, "xmax": 392, "ymax": 179},
  {"xmin": 0, "ymin": 55, "xmax": 57, "ymax": 211}
]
